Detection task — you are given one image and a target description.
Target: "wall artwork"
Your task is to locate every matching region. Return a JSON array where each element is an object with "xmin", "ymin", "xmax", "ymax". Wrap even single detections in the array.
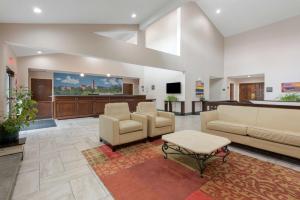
[
  {"xmin": 196, "ymin": 80, "xmax": 204, "ymax": 98},
  {"xmin": 54, "ymin": 72, "xmax": 123, "ymax": 95},
  {"xmin": 281, "ymin": 82, "xmax": 300, "ymax": 93}
]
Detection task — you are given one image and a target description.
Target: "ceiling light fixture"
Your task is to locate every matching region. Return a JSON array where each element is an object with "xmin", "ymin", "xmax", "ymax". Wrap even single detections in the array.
[
  {"xmin": 37, "ymin": 51, "xmax": 43, "ymax": 54},
  {"xmin": 106, "ymin": 74, "xmax": 111, "ymax": 77},
  {"xmin": 131, "ymin": 13, "xmax": 137, "ymax": 18},
  {"xmin": 216, "ymin": 9, "xmax": 221, "ymax": 14},
  {"xmin": 248, "ymin": 75, "xmax": 252, "ymax": 78},
  {"xmin": 33, "ymin": 7, "xmax": 42, "ymax": 14},
  {"xmin": 80, "ymin": 73, "xmax": 85, "ymax": 77}
]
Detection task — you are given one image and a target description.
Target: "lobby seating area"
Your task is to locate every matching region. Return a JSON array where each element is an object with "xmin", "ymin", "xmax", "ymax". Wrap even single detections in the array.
[
  {"xmin": 99, "ymin": 102, "xmax": 175, "ymax": 150},
  {"xmin": 99, "ymin": 103, "xmax": 148, "ymax": 151},
  {"xmin": 1, "ymin": 0, "xmax": 300, "ymax": 200},
  {"xmin": 201, "ymin": 105, "xmax": 300, "ymax": 159}
]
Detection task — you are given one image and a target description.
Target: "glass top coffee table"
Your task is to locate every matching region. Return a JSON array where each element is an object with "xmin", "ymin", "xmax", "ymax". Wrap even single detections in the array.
[{"xmin": 162, "ymin": 130, "xmax": 231, "ymax": 177}]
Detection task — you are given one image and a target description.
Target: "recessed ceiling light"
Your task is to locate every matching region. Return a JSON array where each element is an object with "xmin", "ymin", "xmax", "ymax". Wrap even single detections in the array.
[
  {"xmin": 131, "ymin": 13, "xmax": 137, "ymax": 18},
  {"xmin": 33, "ymin": 7, "xmax": 42, "ymax": 14},
  {"xmin": 216, "ymin": 9, "xmax": 221, "ymax": 14},
  {"xmin": 106, "ymin": 74, "xmax": 111, "ymax": 77},
  {"xmin": 248, "ymin": 75, "xmax": 252, "ymax": 78},
  {"xmin": 37, "ymin": 51, "xmax": 42, "ymax": 54},
  {"xmin": 80, "ymin": 73, "xmax": 85, "ymax": 77}
]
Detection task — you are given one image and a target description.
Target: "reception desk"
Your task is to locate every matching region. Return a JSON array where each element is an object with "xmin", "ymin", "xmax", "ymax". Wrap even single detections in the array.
[{"xmin": 54, "ymin": 95, "xmax": 153, "ymax": 119}]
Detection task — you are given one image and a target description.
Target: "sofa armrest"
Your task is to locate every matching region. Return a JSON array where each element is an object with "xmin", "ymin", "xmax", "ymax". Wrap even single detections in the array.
[
  {"xmin": 158, "ymin": 111, "xmax": 174, "ymax": 118},
  {"xmin": 158, "ymin": 111, "xmax": 175, "ymax": 132},
  {"xmin": 99, "ymin": 115, "xmax": 120, "ymax": 145},
  {"xmin": 131, "ymin": 113, "xmax": 148, "ymax": 136},
  {"xmin": 201, "ymin": 110, "xmax": 218, "ymax": 132}
]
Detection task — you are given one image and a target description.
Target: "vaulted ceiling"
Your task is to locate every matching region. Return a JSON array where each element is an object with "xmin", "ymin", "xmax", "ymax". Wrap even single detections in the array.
[
  {"xmin": 195, "ymin": 0, "xmax": 300, "ymax": 36},
  {"xmin": 0, "ymin": 0, "xmax": 180, "ymax": 24},
  {"xmin": 0, "ymin": 0, "xmax": 299, "ymax": 37}
]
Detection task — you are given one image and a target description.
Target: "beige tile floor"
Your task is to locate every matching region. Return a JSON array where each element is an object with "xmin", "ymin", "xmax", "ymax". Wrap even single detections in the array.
[{"xmin": 13, "ymin": 115, "xmax": 299, "ymax": 200}]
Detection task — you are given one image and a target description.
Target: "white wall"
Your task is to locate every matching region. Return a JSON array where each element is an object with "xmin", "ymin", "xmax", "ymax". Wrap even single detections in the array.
[
  {"xmin": 209, "ymin": 78, "xmax": 227, "ymax": 101},
  {"xmin": 18, "ymin": 53, "xmax": 184, "ymax": 109},
  {"xmin": 146, "ymin": 8, "xmax": 180, "ymax": 56},
  {"xmin": 181, "ymin": 2, "xmax": 224, "ymax": 112},
  {"xmin": 0, "ymin": 44, "xmax": 18, "ymax": 119},
  {"xmin": 225, "ymin": 15, "xmax": 300, "ymax": 100},
  {"xmin": 17, "ymin": 53, "xmax": 145, "ymax": 88},
  {"xmin": 142, "ymin": 67, "xmax": 185, "ymax": 111}
]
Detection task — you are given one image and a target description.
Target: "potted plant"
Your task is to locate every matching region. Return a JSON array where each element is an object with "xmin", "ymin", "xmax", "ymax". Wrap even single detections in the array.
[
  {"xmin": 0, "ymin": 87, "xmax": 38, "ymax": 144},
  {"xmin": 166, "ymin": 95, "xmax": 178, "ymax": 102},
  {"xmin": 278, "ymin": 93, "xmax": 300, "ymax": 102}
]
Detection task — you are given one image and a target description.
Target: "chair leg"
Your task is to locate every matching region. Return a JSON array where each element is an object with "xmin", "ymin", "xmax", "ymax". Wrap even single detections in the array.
[{"xmin": 111, "ymin": 146, "xmax": 116, "ymax": 152}]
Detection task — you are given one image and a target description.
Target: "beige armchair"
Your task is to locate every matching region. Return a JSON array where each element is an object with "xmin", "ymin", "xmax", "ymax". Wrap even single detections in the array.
[
  {"xmin": 99, "ymin": 103, "xmax": 147, "ymax": 151},
  {"xmin": 136, "ymin": 102, "xmax": 175, "ymax": 139}
]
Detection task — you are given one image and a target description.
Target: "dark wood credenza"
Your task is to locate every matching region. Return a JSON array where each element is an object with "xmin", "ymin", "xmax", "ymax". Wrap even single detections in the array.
[
  {"xmin": 54, "ymin": 95, "xmax": 154, "ymax": 119},
  {"xmin": 164, "ymin": 101, "xmax": 185, "ymax": 115}
]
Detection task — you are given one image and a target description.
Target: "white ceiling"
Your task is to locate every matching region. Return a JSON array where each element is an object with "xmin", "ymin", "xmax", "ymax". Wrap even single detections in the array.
[
  {"xmin": 1, "ymin": 0, "xmax": 299, "ymax": 38},
  {"xmin": 195, "ymin": 0, "xmax": 300, "ymax": 36},
  {"xmin": 0, "ymin": 0, "xmax": 178, "ymax": 24},
  {"xmin": 10, "ymin": 45, "xmax": 59, "ymax": 57}
]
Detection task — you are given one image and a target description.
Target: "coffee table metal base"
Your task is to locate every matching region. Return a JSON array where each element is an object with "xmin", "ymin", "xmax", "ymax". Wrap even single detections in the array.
[{"xmin": 162, "ymin": 142, "xmax": 230, "ymax": 177}]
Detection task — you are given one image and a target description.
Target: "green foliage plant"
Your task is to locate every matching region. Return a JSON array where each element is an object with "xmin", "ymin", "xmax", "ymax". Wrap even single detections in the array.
[
  {"xmin": 278, "ymin": 93, "xmax": 300, "ymax": 102},
  {"xmin": 0, "ymin": 87, "xmax": 38, "ymax": 135},
  {"xmin": 166, "ymin": 96, "xmax": 178, "ymax": 102}
]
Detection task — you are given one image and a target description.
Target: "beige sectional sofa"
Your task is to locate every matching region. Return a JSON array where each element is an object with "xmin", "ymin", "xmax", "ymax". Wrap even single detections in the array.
[{"xmin": 201, "ymin": 105, "xmax": 300, "ymax": 159}]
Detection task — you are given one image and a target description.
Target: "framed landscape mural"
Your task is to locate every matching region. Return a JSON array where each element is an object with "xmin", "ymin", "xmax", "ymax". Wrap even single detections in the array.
[
  {"xmin": 281, "ymin": 82, "xmax": 300, "ymax": 93},
  {"xmin": 54, "ymin": 72, "xmax": 123, "ymax": 95}
]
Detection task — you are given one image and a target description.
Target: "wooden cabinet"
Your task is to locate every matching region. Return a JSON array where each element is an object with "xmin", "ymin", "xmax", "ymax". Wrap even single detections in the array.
[
  {"xmin": 93, "ymin": 99, "xmax": 107, "ymax": 115},
  {"xmin": 55, "ymin": 98, "xmax": 77, "ymax": 119},
  {"xmin": 54, "ymin": 95, "xmax": 152, "ymax": 119}
]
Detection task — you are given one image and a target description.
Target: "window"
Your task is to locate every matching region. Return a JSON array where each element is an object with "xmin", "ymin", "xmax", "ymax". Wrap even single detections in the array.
[{"xmin": 6, "ymin": 67, "xmax": 14, "ymax": 116}]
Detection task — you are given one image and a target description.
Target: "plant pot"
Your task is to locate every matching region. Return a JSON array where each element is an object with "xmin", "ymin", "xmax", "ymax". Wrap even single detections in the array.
[{"xmin": 0, "ymin": 129, "xmax": 19, "ymax": 145}]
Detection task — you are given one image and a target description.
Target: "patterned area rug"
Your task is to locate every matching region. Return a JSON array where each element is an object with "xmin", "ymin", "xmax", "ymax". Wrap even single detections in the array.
[{"xmin": 82, "ymin": 141, "xmax": 300, "ymax": 200}]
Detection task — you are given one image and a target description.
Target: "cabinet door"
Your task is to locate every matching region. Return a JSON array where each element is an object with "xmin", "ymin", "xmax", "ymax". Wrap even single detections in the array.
[
  {"xmin": 77, "ymin": 101, "xmax": 94, "ymax": 116},
  {"xmin": 93, "ymin": 101, "xmax": 107, "ymax": 115},
  {"xmin": 55, "ymin": 101, "xmax": 77, "ymax": 118}
]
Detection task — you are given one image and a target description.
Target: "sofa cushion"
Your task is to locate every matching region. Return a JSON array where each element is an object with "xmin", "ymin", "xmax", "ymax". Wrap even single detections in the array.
[
  {"xmin": 218, "ymin": 105, "xmax": 258, "ymax": 126},
  {"xmin": 119, "ymin": 120, "xmax": 143, "ymax": 134},
  {"xmin": 256, "ymin": 108, "xmax": 300, "ymax": 132},
  {"xmin": 105, "ymin": 103, "xmax": 131, "ymax": 121},
  {"xmin": 137, "ymin": 102, "xmax": 157, "ymax": 117},
  {"xmin": 155, "ymin": 117, "xmax": 172, "ymax": 128},
  {"xmin": 207, "ymin": 120, "xmax": 248, "ymax": 136},
  {"xmin": 248, "ymin": 126, "xmax": 300, "ymax": 147}
]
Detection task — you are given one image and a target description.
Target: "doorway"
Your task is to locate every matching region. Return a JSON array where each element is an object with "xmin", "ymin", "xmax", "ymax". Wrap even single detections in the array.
[
  {"xmin": 239, "ymin": 82, "xmax": 264, "ymax": 102},
  {"xmin": 123, "ymin": 83, "xmax": 133, "ymax": 95},
  {"xmin": 230, "ymin": 83, "xmax": 234, "ymax": 101},
  {"xmin": 31, "ymin": 79, "xmax": 53, "ymax": 119}
]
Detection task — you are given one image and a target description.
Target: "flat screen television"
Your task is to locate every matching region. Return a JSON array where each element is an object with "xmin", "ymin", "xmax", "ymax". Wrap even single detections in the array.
[{"xmin": 166, "ymin": 82, "xmax": 181, "ymax": 94}]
